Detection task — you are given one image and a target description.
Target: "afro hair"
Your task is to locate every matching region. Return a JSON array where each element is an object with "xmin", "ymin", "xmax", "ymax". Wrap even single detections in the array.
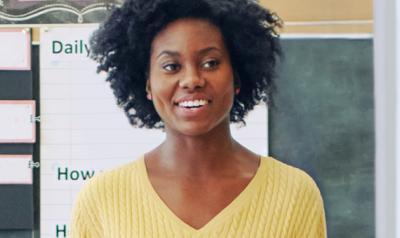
[{"xmin": 90, "ymin": 0, "xmax": 282, "ymax": 128}]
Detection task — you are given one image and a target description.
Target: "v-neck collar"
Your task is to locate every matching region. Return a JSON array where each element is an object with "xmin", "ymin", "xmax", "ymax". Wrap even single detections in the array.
[{"xmin": 138, "ymin": 155, "xmax": 267, "ymax": 234}]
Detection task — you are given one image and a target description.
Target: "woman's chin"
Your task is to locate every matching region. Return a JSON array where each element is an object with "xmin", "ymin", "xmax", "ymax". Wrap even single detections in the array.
[
  {"xmin": 170, "ymin": 124, "xmax": 214, "ymax": 137},
  {"xmin": 165, "ymin": 118, "xmax": 230, "ymax": 137},
  {"xmin": 162, "ymin": 120, "xmax": 212, "ymax": 136}
]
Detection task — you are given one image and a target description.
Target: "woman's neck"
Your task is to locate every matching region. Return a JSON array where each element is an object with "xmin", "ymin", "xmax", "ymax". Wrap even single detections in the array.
[{"xmin": 149, "ymin": 120, "xmax": 243, "ymax": 178}]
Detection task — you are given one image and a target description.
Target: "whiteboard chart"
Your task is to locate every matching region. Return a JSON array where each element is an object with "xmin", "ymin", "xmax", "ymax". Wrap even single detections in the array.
[{"xmin": 40, "ymin": 26, "xmax": 267, "ymax": 238}]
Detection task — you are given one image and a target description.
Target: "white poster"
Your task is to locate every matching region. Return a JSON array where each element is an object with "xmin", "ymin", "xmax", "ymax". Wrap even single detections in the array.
[
  {"xmin": 40, "ymin": 25, "xmax": 267, "ymax": 238},
  {"xmin": 0, "ymin": 100, "xmax": 36, "ymax": 143},
  {"xmin": 0, "ymin": 28, "xmax": 31, "ymax": 70},
  {"xmin": 0, "ymin": 155, "xmax": 33, "ymax": 184}
]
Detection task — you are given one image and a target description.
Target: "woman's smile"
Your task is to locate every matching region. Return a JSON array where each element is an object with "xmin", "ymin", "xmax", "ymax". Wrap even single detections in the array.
[
  {"xmin": 175, "ymin": 99, "xmax": 211, "ymax": 119},
  {"xmin": 173, "ymin": 93, "xmax": 212, "ymax": 117}
]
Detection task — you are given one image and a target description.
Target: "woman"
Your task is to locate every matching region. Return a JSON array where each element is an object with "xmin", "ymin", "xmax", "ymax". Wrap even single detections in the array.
[{"xmin": 70, "ymin": 0, "xmax": 327, "ymax": 237}]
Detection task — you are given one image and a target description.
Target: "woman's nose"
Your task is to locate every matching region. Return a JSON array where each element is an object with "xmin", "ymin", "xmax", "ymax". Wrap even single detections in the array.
[{"xmin": 178, "ymin": 67, "xmax": 205, "ymax": 90}]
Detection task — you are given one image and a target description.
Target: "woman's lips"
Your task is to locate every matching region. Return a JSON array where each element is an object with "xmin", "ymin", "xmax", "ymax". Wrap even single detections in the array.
[{"xmin": 174, "ymin": 93, "xmax": 212, "ymax": 105}]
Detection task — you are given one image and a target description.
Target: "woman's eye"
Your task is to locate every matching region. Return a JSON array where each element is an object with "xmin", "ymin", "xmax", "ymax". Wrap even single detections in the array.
[
  {"xmin": 162, "ymin": 63, "xmax": 180, "ymax": 72},
  {"xmin": 202, "ymin": 59, "xmax": 220, "ymax": 70}
]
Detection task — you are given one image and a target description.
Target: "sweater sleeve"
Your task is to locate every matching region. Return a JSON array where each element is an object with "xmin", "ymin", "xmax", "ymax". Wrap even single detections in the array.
[
  {"xmin": 69, "ymin": 176, "xmax": 103, "ymax": 238},
  {"xmin": 289, "ymin": 171, "xmax": 327, "ymax": 238},
  {"xmin": 312, "ymin": 190, "xmax": 327, "ymax": 238}
]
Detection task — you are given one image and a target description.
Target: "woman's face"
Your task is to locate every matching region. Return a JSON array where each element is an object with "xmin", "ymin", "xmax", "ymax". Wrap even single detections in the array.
[{"xmin": 148, "ymin": 18, "xmax": 235, "ymax": 136}]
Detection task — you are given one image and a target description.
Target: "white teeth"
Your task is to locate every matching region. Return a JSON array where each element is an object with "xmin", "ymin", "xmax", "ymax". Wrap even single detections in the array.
[{"xmin": 178, "ymin": 100, "xmax": 208, "ymax": 108}]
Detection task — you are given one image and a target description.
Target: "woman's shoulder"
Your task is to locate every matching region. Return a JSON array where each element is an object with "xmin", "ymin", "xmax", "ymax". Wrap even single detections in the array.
[
  {"xmin": 261, "ymin": 157, "xmax": 327, "ymax": 236},
  {"xmin": 261, "ymin": 156, "xmax": 322, "ymax": 195}
]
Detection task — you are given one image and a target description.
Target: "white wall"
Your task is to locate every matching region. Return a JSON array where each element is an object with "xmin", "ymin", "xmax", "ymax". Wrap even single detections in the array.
[
  {"xmin": 397, "ymin": 0, "xmax": 400, "ymax": 236},
  {"xmin": 374, "ymin": 0, "xmax": 398, "ymax": 237}
]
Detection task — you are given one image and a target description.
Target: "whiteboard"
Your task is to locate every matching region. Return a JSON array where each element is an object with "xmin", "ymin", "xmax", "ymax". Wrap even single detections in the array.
[
  {"xmin": 0, "ymin": 100, "xmax": 36, "ymax": 143},
  {"xmin": 0, "ymin": 28, "xmax": 31, "ymax": 70}
]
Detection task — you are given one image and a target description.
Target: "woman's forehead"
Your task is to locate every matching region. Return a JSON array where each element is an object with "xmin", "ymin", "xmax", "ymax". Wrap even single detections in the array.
[{"xmin": 150, "ymin": 18, "xmax": 227, "ymax": 57}]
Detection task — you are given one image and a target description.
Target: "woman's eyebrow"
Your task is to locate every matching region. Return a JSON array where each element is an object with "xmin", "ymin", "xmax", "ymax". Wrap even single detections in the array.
[
  {"xmin": 156, "ymin": 47, "xmax": 222, "ymax": 59},
  {"xmin": 198, "ymin": 47, "xmax": 222, "ymax": 56},
  {"xmin": 156, "ymin": 50, "xmax": 180, "ymax": 59}
]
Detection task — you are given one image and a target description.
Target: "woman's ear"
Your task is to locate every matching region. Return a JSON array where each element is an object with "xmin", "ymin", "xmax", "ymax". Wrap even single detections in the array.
[
  {"xmin": 146, "ymin": 80, "xmax": 152, "ymax": 100},
  {"xmin": 234, "ymin": 70, "xmax": 241, "ymax": 95}
]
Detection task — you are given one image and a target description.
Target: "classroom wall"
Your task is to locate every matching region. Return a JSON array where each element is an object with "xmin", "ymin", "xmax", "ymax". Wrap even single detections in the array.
[{"xmin": 0, "ymin": 1, "xmax": 374, "ymax": 237}]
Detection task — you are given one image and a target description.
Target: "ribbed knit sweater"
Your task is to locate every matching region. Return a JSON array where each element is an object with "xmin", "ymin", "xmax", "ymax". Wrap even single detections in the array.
[{"xmin": 70, "ymin": 156, "xmax": 327, "ymax": 237}]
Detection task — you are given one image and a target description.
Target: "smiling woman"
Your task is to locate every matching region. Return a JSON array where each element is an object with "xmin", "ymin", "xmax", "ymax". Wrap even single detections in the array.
[{"xmin": 69, "ymin": 0, "xmax": 327, "ymax": 237}]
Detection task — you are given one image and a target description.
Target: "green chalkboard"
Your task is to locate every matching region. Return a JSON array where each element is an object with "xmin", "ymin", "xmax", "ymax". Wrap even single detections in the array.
[{"xmin": 270, "ymin": 39, "xmax": 374, "ymax": 237}]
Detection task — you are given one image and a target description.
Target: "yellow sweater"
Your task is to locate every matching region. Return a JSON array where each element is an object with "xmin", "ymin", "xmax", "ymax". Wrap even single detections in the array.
[{"xmin": 70, "ymin": 156, "xmax": 327, "ymax": 237}]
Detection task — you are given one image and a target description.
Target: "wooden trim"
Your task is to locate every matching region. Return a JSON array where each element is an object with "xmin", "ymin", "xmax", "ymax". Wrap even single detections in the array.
[
  {"xmin": 260, "ymin": 0, "xmax": 372, "ymax": 33},
  {"xmin": 279, "ymin": 23, "xmax": 373, "ymax": 34},
  {"xmin": 260, "ymin": 0, "xmax": 372, "ymax": 21}
]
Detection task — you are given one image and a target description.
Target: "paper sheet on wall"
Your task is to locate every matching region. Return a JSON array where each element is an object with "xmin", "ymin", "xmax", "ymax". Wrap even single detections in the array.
[
  {"xmin": 40, "ymin": 26, "xmax": 267, "ymax": 238},
  {"xmin": 0, "ymin": 155, "xmax": 33, "ymax": 184},
  {"xmin": 0, "ymin": 28, "xmax": 31, "ymax": 70},
  {"xmin": 0, "ymin": 100, "xmax": 36, "ymax": 143}
]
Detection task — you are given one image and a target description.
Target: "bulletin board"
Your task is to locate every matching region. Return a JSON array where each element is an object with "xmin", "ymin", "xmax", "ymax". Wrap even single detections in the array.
[{"xmin": 0, "ymin": 28, "xmax": 36, "ymax": 233}]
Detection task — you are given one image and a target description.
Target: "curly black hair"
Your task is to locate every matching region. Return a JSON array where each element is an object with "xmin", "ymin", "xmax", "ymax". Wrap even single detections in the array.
[{"xmin": 90, "ymin": 0, "xmax": 281, "ymax": 129}]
